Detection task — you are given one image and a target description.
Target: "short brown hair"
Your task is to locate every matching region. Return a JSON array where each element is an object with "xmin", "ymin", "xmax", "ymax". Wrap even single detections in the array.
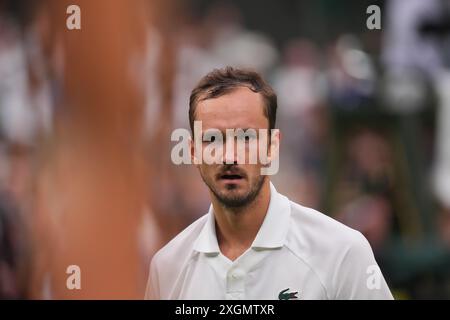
[{"xmin": 189, "ymin": 66, "xmax": 277, "ymax": 134}]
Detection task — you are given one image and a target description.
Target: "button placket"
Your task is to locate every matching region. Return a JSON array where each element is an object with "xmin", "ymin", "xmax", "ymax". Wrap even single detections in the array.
[{"xmin": 226, "ymin": 267, "xmax": 246, "ymax": 294}]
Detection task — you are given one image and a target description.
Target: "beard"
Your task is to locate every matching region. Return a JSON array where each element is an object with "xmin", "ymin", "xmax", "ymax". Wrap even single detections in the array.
[{"xmin": 200, "ymin": 169, "xmax": 266, "ymax": 208}]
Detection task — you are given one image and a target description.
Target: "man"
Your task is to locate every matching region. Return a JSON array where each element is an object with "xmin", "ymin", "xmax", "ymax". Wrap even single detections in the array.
[{"xmin": 145, "ymin": 67, "xmax": 393, "ymax": 300}]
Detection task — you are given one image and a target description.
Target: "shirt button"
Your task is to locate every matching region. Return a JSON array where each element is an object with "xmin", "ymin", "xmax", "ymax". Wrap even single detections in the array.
[{"xmin": 231, "ymin": 269, "xmax": 244, "ymax": 278}]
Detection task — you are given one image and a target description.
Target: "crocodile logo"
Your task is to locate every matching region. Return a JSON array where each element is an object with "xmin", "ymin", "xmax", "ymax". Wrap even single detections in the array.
[{"xmin": 278, "ymin": 288, "xmax": 299, "ymax": 300}]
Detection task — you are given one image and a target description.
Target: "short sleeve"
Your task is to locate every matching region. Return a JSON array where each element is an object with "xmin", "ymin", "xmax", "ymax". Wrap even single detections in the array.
[{"xmin": 333, "ymin": 232, "xmax": 394, "ymax": 300}]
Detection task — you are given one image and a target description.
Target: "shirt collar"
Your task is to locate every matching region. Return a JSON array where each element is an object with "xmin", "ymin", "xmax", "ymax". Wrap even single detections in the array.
[
  {"xmin": 193, "ymin": 182, "xmax": 291, "ymax": 253},
  {"xmin": 193, "ymin": 204, "xmax": 221, "ymax": 254}
]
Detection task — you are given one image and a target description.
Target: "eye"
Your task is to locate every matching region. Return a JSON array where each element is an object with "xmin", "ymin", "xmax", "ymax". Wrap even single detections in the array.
[
  {"xmin": 203, "ymin": 130, "xmax": 221, "ymax": 143},
  {"xmin": 237, "ymin": 135, "xmax": 253, "ymax": 143},
  {"xmin": 245, "ymin": 133, "xmax": 257, "ymax": 142}
]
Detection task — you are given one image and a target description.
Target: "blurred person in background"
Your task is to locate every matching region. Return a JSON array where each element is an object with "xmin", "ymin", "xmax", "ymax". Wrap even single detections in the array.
[
  {"xmin": 272, "ymin": 38, "xmax": 328, "ymax": 209},
  {"xmin": 0, "ymin": 0, "xmax": 47, "ymax": 299},
  {"xmin": 0, "ymin": 189, "xmax": 30, "ymax": 299}
]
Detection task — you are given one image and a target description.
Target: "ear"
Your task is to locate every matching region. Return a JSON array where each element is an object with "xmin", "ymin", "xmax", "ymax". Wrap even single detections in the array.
[{"xmin": 267, "ymin": 129, "xmax": 280, "ymax": 160}]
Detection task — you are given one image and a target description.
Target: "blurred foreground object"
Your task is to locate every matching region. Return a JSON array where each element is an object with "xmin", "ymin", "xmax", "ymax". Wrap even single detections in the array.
[{"xmin": 25, "ymin": 0, "xmax": 161, "ymax": 299}]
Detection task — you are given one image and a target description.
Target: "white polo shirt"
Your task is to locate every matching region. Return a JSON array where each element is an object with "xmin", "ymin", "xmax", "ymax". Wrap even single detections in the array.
[{"xmin": 145, "ymin": 183, "xmax": 393, "ymax": 300}]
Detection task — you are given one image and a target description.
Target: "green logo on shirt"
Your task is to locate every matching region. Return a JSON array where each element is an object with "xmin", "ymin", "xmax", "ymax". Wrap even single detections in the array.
[{"xmin": 278, "ymin": 288, "xmax": 299, "ymax": 300}]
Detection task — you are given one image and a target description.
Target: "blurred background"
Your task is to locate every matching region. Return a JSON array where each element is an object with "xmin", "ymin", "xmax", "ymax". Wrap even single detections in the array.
[{"xmin": 0, "ymin": 0, "xmax": 449, "ymax": 299}]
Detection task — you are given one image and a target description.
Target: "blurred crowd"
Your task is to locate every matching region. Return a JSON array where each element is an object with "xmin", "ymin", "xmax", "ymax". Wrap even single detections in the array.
[{"xmin": 1, "ymin": 0, "xmax": 450, "ymax": 299}]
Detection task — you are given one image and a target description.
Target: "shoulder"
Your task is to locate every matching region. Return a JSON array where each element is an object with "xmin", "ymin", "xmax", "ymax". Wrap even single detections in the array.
[
  {"xmin": 147, "ymin": 213, "xmax": 209, "ymax": 299},
  {"xmin": 151, "ymin": 213, "xmax": 208, "ymax": 268},
  {"xmin": 153, "ymin": 214, "xmax": 208, "ymax": 260},
  {"xmin": 285, "ymin": 201, "xmax": 375, "ymax": 297},
  {"xmin": 287, "ymin": 201, "xmax": 368, "ymax": 256}
]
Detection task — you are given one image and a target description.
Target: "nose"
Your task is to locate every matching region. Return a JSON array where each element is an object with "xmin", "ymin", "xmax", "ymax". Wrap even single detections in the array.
[
  {"xmin": 223, "ymin": 159, "xmax": 238, "ymax": 165},
  {"xmin": 223, "ymin": 141, "xmax": 238, "ymax": 165},
  {"xmin": 223, "ymin": 152, "xmax": 238, "ymax": 165}
]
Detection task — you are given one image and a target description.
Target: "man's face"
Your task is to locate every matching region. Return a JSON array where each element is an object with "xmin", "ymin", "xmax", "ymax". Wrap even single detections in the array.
[{"xmin": 191, "ymin": 86, "xmax": 273, "ymax": 208}]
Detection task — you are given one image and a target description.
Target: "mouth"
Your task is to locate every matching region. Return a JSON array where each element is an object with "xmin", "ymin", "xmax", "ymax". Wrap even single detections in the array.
[{"xmin": 218, "ymin": 172, "xmax": 245, "ymax": 183}]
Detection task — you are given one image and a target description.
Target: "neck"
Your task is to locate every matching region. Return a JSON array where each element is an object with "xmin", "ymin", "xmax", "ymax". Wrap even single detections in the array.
[{"xmin": 212, "ymin": 180, "xmax": 271, "ymax": 261}]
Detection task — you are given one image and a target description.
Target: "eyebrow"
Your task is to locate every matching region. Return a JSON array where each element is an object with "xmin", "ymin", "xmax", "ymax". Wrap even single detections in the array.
[
  {"xmin": 202, "ymin": 128, "xmax": 258, "ymax": 134},
  {"xmin": 201, "ymin": 128, "xmax": 261, "ymax": 138}
]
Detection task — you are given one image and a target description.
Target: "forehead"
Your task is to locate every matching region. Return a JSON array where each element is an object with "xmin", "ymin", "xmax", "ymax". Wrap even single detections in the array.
[{"xmin": 195, "ymin": 86, "xmax": 268, "ymax": 130}]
